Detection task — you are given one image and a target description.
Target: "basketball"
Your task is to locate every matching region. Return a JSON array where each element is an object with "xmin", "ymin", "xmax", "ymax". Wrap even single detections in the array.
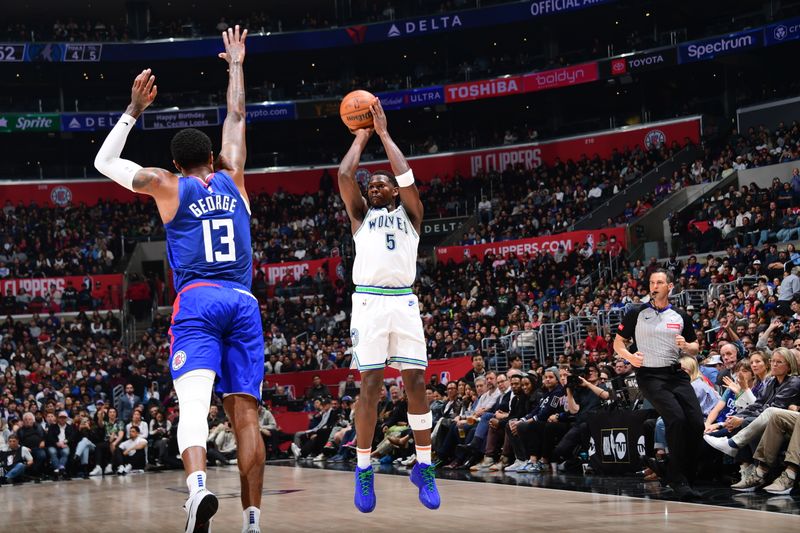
[{"xmin": 340, "ymin": 89, "xmax": 376, "ymax": 130}]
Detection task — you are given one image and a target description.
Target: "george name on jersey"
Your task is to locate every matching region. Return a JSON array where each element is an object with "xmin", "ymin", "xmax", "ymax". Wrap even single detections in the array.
[
  {"xmin": 188, "ymin": 195, "xmax": 237, "ymax": 218},
  {"xmin": 367, "ymin": 212, "xmax": 410, "ymax": 234}
]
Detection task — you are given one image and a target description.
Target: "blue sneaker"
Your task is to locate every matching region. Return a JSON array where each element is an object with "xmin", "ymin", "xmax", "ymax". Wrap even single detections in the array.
[
  {"xmin": 354, "ymin": 466, "xmax": 376, "ymax": 513},
  {"xmin": 410, "ymin": 463, "xmax": 441, "ymax": 510}
]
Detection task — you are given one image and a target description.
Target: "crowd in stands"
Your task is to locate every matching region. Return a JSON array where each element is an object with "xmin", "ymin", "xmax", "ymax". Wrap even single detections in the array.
[{"xmin": 674, "ymin": 121, "xmax": 800, "ymax": 254}]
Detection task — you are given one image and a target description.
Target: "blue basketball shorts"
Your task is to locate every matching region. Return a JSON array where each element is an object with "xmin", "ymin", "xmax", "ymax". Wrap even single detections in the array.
[{"xmin": 168, "ymin": 280, "xmax": 264, "ymax": 400}]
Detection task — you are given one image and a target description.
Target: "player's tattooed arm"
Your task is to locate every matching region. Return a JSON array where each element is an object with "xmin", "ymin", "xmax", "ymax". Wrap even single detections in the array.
[
  {"xmin": 218, "ymin": 25, "xmax": 248, "ymax": 183},
  {"xmin": 338, "ymin": 129, "xmax": 371, "ymax": 230}
]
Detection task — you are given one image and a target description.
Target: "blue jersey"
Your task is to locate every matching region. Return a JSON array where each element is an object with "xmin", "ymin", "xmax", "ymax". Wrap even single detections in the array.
[{"xmin": 165, "ymin": 171, "xmax": 252, "ymax": 292}]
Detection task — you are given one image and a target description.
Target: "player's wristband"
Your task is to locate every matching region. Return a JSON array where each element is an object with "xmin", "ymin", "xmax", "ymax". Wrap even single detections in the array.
[{"xmin": 395, "ymin": 168, "xmax": 414, "ymax": 187}]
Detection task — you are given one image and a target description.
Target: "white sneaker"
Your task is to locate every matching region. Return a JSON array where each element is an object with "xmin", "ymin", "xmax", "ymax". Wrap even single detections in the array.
[
  {"xmin": 116, "ymin": 465, "xmax": 126, "ymax": 475},
  {"xmin": 290, "ymin": 443, "xmax": 302, "ymax": 459},
  {"xmin": 703, "ymin": 435, "xmax": 738, "ymax": 457},
  {"xmin": 184, "ymin": 488, "xmax": 219, "ymax": 533},
  {"xmin": 124, "ymin": 464, "xmax": 133, "ymax": 474},
  {"xmin": 730, "ymin": 465, "xmax": 763, "ymax": 492},
  {"xmin": 89, "ymin": 465, "xmax": 103, "ymax": 476},
  {"xmin": 103, "ymin": 464, "xmax": 113, "ymax": 475},
  {"xmin": 504, "ymin": 459, "xmax": 528, "ymax": 472},
  {"xmin": 400, "ymin": 454, "xmax": 416, "ymax": 466},
  {"xmin": 313, "ymin": 453, "xmax": 326, "ymax": 462},
  {"xmin": 131, "ymin": 469, "xmax": 145, "ymax": 474}
]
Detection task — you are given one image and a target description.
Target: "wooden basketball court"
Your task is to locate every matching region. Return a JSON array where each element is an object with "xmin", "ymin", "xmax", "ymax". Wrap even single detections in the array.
[{"xmin": 2, "ymin": 465, "xmax": 798, "ymax": 532}]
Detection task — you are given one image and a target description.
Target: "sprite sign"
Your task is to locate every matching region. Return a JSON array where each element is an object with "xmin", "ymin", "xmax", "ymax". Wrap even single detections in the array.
[{"xmin": 0, "ymin": 113, "xmax": 61, "ymax": 133}]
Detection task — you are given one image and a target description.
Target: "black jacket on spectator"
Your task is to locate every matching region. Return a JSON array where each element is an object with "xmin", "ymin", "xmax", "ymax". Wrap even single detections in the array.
[
  {"xmin": 522, "ymin": 385, "xmax": 565, "ymax": 422},
  {"xmin": 494, "ymin": 390, "xmax": 513, "ymax": 413},
  {"xmin": 381, "ymin": 399, "xmax": 409, "ymax": 429},
  {"xmin": 508, "ymin": 392, "xmax": 531, "ymax": 419},
  {"xmin": 45, "ymin": 423, "xmax": 77, "ymax": 448},
  {"xmin": 738, "ymin": 375, "xmax": 800, "ymax": 424},
  {"xmin": 17, "ymin": 425, "xmax": 45, "ymax": 451}
]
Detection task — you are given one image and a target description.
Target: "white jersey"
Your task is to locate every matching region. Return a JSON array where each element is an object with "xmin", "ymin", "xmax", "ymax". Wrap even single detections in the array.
[{"xmin": 352, "ymin": 205, "xmax": 419, "ymax": 287}]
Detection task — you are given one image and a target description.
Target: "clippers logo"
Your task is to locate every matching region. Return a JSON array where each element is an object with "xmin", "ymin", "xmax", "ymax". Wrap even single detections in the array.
[
  {"xmin": 601, "ymin": 428, "xmax": 629, "ymax": 463},
  {"xmin": 172, "ymin": 350, "xmax": 187, "ymax": 371},
  {"xmin": 611, "ymin": 58, "xmax": 627, "ymax": 75},
  {"xmin": 644, "ymin": 129, "xmax": 666, "ymax": 149},
  {"xmin": 50, "ymin": 186, "xmax": 73, "ymax": 207},
  {"xmin": 345, "ymin": 26, "xmax": 367, "ymax": 44}
]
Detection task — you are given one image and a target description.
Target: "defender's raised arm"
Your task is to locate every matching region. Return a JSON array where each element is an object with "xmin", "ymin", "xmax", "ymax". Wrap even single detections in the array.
[{"xmin": 217, "ymin": 25, "xmax": 248, "ymax": 187}]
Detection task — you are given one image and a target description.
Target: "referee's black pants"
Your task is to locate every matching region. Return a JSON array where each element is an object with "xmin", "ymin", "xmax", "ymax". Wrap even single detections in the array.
[{"xmin": 635, "ymin": 364, "xmax": 704, "ymax": 485}]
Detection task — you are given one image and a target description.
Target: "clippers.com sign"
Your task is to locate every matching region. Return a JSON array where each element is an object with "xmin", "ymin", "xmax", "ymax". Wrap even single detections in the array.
[{"xmin": 445, "ymin": 62, "xmax": 599, "ymax": 103}]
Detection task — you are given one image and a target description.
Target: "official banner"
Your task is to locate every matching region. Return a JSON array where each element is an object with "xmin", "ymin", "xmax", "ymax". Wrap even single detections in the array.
[
  {"xmin": 678, "ymin": 28, "xmax": 763, "ymax": 64},
  {"xmin": 435, "ymin": 227, "xmax": 627, "ymax": 263},
  {"xmin": 0, "ymin": 274, "xmax": 124, "ymax": 309},
  {"xmin": 0, "ymin": 113, "xmax": 60, "ymax": 133},
  {"xmin": 260, "ymin": 257, "xmax": 343, "ymax": 286},
  {"xmin": 0, "ymin": 116, "xmax": 702, "ymax": 202},
  {"xmin": 141, "ymin": 108, "xmax": 220, "ymax": 130},
  {"xmin": 587, "ymin": 409, "xmax": 657, "ymax": 475}
]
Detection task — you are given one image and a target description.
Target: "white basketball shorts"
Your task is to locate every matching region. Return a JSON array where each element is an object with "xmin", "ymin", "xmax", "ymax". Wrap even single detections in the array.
[{"xmin": 349, "ymin": 286, "xmax": 427, "ymax": 372}]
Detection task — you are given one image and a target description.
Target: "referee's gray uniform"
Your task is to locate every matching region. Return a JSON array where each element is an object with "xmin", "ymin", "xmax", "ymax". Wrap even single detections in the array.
[{"xmin": 617, "ymin": 303, "xmax": 703, "ymax": 485}]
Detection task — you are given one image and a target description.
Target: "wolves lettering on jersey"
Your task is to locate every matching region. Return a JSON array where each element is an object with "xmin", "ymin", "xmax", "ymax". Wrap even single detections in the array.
[
  {"xmin": 165, "ymin": 171, "xmax": 253, "ymax": 291},
  {"xmin": 366, "ymin": 212, "xmax": 410, "ymax": 235}
]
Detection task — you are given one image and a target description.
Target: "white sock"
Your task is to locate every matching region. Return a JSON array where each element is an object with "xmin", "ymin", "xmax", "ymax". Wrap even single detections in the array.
[
  {"xmin": 357, "ymin": 447, "xmax": 371, "ymax": 469},
  {"xmin": 187, "ymin": 470, "xmax": 206, "ymax": 496},
  {"xmin": 415, "ymin": 444, "xmax": 432, "ymax": 465},
  {"xmin": 243, "ymin": 506, "xmax": 260, "ymax": 529}
]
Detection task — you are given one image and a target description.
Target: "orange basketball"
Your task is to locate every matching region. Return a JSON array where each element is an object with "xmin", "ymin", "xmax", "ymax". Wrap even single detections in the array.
[{"xmin": 340, "ymin": 90, "xmax": 376, "ymax": 130}]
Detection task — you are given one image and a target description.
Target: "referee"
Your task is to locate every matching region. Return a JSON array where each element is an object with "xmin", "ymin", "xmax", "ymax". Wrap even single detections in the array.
[{"xmin": 613, "ymin": 268, "xmax": 703, "ymax": 500}]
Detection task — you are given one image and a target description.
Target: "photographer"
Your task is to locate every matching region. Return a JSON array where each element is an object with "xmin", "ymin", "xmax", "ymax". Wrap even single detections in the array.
[{"xmin": 550, "ymin": 364, "xmax": 610, "ymax": 467}]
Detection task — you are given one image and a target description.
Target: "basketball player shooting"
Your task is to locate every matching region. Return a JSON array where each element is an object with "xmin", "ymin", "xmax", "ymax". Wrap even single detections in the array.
[
  {"xmin": 338, "ymin": 99, "xmax": 441, "ymax": 512},
  {"xmin": 93, "ymin": 26, "xmax": 266, "ymax": 533}
]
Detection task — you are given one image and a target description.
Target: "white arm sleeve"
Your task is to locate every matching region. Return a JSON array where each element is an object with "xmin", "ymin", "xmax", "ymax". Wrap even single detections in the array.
[{"xmin": 93, "ymin": 113, "xmax": 142, "ymax": 191}]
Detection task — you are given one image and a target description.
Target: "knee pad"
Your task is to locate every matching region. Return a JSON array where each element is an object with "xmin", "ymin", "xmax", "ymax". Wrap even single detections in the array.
[{"xmin": 174, "ymin": 369, "xmax": 216, "ymax": 454}]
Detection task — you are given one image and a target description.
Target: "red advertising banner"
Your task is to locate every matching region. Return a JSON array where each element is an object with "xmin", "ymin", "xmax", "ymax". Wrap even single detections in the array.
[
  {"xmin": 0, "ymin": 274, "xmax": 124, "ymax": 309},
  {"xmin": 444, "ymin": 62, "xmax": 599, "ymax": 103},
  {"xmin": 266, "ymin": 355, "xmax": 474, "ymax": 403},
  {"xmin": 522, "ymin": 62, "xmax": 599, "ymax": 92},
  {"xmin": 444, "ymin": 75, "xmax": 525, "ymax": 103},
  {"xmin": 0, "ymin": 117, "xmax": 701, "ymax": 202},
  {"xmin": 260, "ymin": 257, "xmax": 343, "ymax": 285},
  {"xmin": 435, "ymin": 227, "xmax": 627, "ymax": 264}
]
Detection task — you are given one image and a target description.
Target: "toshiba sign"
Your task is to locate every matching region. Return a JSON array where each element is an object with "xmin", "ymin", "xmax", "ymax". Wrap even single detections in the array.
[{"xmin": 444, "ymin": 76, "xmax": 523, "ymax": 103}]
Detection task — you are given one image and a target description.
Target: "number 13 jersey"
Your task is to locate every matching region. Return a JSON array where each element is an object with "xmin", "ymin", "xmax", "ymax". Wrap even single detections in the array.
[
  {"xmin": 165, "ymin": 170, "xmax": 253, "ymax": 292},
  {"xmin": 352, "ymin": 205, "xmax": 419, "ymax": 288}
]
